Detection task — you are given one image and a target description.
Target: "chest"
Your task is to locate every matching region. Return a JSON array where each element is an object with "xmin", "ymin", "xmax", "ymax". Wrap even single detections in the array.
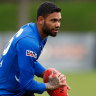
[{"xmin": 37, "ymin": 41, "xmax": 45, "ymax": 59}]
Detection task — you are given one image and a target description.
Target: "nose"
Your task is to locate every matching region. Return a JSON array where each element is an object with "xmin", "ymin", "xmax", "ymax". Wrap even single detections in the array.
[{"xmin": 56, "ymin": 22, "xmax": 60, "ymax": 28}]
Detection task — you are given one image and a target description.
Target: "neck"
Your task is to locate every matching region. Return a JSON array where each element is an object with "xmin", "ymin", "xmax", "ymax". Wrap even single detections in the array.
[{"xmin": 35, "ymin": 22, "xmax": 48, "ymax": 39}]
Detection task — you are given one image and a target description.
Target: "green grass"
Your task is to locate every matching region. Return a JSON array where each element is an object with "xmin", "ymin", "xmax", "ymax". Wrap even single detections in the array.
[
  {"xmin": 30, "ymin": 2, "xmax": 96, "ymax": 32},
  {"xmin": 0, "ymin": 2, "xmax": 96, "ymax": 32},
  {"xmin": 34, "ymin": 71, "xmax": 96, "ymax": 96},
  {"xmin": 59, "ymin": 2, "xmax": 96, "ymax": 32},
  {"xmin": 0, "ymin": 2, "xmax": 18, "ymax": 31}
]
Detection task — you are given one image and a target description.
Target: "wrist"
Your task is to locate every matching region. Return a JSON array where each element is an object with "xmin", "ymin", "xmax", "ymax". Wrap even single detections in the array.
[
  {"xmin": 45, "ymin": 83, "xmax": 49, "ymax": 90},
  {"xmin": 45, "ymin": 83, "xmax": 56, "ymax": 90},
  {"xmin": 45, "ymin": 83, "xmax": 51, "ymax": 90}
]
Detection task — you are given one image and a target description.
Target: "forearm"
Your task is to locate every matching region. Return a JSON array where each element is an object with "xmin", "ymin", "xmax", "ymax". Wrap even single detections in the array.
[
  {"xmin": 22, "ymin": 79, "xmax": 46, "ymax": 94},
  {"xmin": 34, "ymin": 61, "xmax": 46, "ymax": 77},
  {"xmin": 45, "ymin": 83, "xmax": 55, "ymax": 90},
  {"xmin": 38, "ymin": 71, "xmax": 45, "ymax": 78}
]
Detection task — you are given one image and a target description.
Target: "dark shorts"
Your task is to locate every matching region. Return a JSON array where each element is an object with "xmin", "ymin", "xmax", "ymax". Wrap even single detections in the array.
[{"xmin": 22, "ymin": 91, "xmax": 35, "ymax": 96}]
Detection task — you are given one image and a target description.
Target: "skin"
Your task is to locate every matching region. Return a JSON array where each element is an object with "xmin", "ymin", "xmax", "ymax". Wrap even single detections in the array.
[
  {"xmin": 23, "ymin": 12, "xmax": 70, "ymax": 96},
  {"xmin": 36, "ymin": 12, "xmax": 61, "ymax": 39},
  {"xmin": 36, "ymin": 12, "xmax": 70, "ymax": 94}
]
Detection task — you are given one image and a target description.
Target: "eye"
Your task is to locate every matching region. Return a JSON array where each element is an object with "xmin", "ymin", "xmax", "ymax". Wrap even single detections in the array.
[
  {"xmin": 51, "ymin": 18, "xmax": 61, "ymax": 23},
  {"xmin": 59, "ymin": 19, "xmax": 61, "ymax": 22},
  {"xmin": 51, "ymin": 19, "xmax": 57, "ymax": 22}
]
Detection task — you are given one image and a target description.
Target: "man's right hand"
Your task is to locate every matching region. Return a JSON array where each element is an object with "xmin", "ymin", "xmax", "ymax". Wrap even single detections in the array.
[{"xmin": 45, "ymin": 71, "xmax": 66, "ymax": 90}]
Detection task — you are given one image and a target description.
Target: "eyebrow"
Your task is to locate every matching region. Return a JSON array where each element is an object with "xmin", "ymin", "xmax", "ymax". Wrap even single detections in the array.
[{"xmin": 51, "ymin": 18, "xmax": 62, "ymax": 21}]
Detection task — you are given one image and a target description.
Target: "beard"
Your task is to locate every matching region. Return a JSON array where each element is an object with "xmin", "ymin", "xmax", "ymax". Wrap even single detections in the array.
[{"xmin": 42, "ymin": 21, "xmax": 58, "ymax": 37}]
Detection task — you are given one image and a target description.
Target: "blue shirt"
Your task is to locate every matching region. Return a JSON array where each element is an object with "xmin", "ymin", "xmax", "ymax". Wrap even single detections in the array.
[{"xmin": 0, "ymin": 23, "xmax": 47, "ymax": 96}]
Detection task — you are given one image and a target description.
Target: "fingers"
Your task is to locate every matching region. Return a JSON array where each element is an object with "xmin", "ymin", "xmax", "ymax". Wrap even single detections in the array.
[
  {"xmin": 67, "ymin": 85, "xmax": 71, "ymax": 90},
  {"xmin": 49, "ymin": 71, "xmax": 66, "ymax": 82},
  {"xmin": 56, "ymin": 73, "xmax": 66, "ymax": 80},
  {"xmin": 56, "ymin": 73, "xmax": 71, "ymax": 90},
  {"xmin": 58, "ymin": 74, "xmax": 66, "ymax": 80},
  {"xmin": 59, "ymin": 82, "xmax": 67, "ymax": 86},
  {"xmin": 67, "ymin": 93, "xmax": 69, "ymax": 96},
  {"xmin": 48, "ymin": 71, "xmax": 53, "ymax": 79},
  {"xmin": 56, "ymin": 73, "xmax": 66, "ymax": 83}
]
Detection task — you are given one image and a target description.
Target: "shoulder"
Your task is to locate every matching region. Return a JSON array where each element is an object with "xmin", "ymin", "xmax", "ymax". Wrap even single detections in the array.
[
  {"xmin": 13, "ymin": 23, "xmax": 38, "ymax": 47},
  {"xmin": 16, "ymin": 23, "xmax": 35, "ymax": 37},
  {"xmin": 16, "ymin": 36, "xmax": 39, "ymax": 51},
  {"xmin": 15, "ymin": 37, "xmax": 39, "ymax": 60}
]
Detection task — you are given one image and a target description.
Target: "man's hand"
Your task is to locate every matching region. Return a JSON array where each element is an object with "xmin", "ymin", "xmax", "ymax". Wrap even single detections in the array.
[{"xmin": 45, "ymin": 71, "xmax": 66, "ymax": 90}]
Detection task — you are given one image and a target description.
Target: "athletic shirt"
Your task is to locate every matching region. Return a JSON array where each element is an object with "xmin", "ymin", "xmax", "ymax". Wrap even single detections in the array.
[{"xmin": 0, "ymin": 23, "xmax": 47, "ymax": 96}]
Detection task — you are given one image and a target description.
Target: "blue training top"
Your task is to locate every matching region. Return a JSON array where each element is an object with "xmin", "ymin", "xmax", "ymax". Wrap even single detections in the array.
[{"xmin": 0, "ymin": 23, "xmax": 47, "ymax": 96}]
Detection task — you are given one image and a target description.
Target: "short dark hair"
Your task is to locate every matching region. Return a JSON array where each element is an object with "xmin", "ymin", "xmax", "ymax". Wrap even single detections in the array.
[{"xmin": 37, "ymin": 1, "xmax": 61, "ymax": 19}]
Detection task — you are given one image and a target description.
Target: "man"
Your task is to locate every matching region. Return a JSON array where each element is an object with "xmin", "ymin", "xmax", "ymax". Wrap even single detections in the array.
[{"xmin": 0, "ymin": 1, "xmax": 70, "ymax": 96}]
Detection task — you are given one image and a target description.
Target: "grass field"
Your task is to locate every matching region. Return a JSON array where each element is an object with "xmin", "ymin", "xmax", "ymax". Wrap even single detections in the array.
[
  {"xmin": 30, "ymin": 2, "xmax": 96, "ymax": 32},
  {"xmin": 0, "ymin": 3, "xmax": 18, "ymax": 31},
  {"xmin": 0, "ymin": 2, "xmax": 96, "ymax": 32},
  {"xmin": 34, "ymin": 71, "xmax": 96, "ymax": 96}
]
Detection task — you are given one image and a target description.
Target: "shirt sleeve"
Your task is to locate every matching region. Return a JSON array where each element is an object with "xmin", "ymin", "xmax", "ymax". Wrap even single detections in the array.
[
  {"xmin": 34, "ymin": 61, "xmax": 46, "ymax": 77},
  {"xmin": 15, "ymin": 37, "xmax": 46, "ymax": 94}
]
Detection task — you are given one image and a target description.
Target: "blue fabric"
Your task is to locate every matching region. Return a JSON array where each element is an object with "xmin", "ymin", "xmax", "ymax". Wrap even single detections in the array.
[{"xmin": 0, "ymin": 23, "xmax": 47, "ymax": 96}]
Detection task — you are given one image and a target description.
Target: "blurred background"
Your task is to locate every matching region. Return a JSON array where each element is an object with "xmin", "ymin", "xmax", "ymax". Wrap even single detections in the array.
[{"xmin": 0, "ymin": 0, "xmax": 96, "ymax": 96}]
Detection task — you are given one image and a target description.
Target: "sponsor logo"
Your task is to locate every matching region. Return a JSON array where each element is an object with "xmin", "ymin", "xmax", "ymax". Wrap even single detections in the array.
[{"xmin": 26, "ymin": 50, "xmax": 37, "ymax": 58}]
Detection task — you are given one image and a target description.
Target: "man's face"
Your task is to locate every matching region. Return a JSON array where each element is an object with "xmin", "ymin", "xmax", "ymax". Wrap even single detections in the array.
[{"xmin": 42, "ymin": 12, "xmax": 61, "ymax": 37}]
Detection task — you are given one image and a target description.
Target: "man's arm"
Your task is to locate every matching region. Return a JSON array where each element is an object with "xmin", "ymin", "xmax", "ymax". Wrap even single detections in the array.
[
  {"xmin": 39, "ymin": 69, "xmax": 71, "ymax": 91},
  {"xmin": 34, "ymin": 61, "xmax": 46, "ymax": 78},
  {"xmin": 16, "ymin": 37, "xmax": 70, "ymax": 94},
  {"xmin": 38, "ymin": 71, "xmax": 45, "ymax": 78},
  {"xmin": 16, "ymin": 37, "xmax": 46, "ymax": 94}
]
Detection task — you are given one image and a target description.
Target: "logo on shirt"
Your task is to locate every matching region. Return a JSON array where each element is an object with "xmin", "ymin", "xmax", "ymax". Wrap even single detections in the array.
[{"xmin": 26, "ymin": 50, "xmax": 37, "ymax": 58}]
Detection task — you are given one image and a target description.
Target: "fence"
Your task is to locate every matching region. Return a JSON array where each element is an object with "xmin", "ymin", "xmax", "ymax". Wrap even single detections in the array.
[{"xmin": 0, "ymin": 32, "xmax": 96, "ymax": 72}]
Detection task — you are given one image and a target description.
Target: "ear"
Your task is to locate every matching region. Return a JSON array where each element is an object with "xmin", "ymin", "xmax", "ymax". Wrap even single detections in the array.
[{"xmin": 37, "ymin": 16, "xmax": 44, "ymax": 25}]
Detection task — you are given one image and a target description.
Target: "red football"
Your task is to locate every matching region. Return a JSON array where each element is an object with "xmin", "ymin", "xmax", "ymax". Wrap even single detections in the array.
[{"xmin": 43, "ymin": 68, "xmax": 67, "ymax": 96}]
